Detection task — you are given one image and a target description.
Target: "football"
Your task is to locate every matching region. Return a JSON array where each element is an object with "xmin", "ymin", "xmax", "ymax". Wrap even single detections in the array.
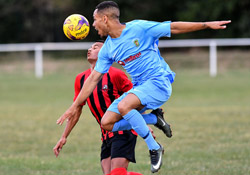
[{"xmin": 63, "ymin": 14, "xmax": 90, "ymax": 40}]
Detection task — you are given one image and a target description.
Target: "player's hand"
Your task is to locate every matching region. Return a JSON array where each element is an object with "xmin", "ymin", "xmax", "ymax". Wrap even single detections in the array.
[
  {"xmin": 206, "ymin": 20, "xmax": 231, "ymax": 30},
  {"xmin": 57, "ymin": 104, "xmax": 77, "ymax": 125},
  {"xmin": 53, "ymin": 137, "xmax": 67, "ymax": 157}
]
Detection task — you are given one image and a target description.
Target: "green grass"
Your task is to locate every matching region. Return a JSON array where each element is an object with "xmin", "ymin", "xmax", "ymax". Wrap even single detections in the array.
[{"xmin": 0, "ymin": 56, "xmax": 250, "ymax": 174}]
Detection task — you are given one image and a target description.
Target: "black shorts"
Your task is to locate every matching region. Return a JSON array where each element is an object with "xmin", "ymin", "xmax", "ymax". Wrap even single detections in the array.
[{"xmin": 100, "ymin": 130, "xmax": 137, "ymax": 163}]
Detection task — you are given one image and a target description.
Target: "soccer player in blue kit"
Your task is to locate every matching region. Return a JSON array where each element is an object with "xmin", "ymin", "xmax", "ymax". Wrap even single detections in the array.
[{"xmin": 57, "ymin": 1, "xmax": 231, "ymax": 173}]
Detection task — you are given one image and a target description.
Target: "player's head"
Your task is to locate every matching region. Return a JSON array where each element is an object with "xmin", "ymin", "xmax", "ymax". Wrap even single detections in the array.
[
  {"xmin": 87, "ymin": 40, "xmax": 104, "ymax": 63},
  {"xmin": 95, "ymin": 1, "xmax": 120, "ymax": 19},
  {"xmin": 93, "ymin": 1, "xmax": 120, "ymax": 37}
]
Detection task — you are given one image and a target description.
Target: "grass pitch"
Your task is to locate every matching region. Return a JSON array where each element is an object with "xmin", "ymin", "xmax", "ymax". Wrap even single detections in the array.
[{"xmin": 0, "ymin": 51, "xmax": 250, "ymax": 175}]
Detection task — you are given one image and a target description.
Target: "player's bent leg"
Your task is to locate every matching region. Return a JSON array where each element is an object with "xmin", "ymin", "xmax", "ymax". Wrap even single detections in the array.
[
  {"xmin": 117, "ymin": 93, "xmax": 144, "ymax": 115},
  {"xmin": 101, "ymin": 111, "xmax": 123, "ymax": 131},
  {"xmin": 117, "ymin": 94, "xmax": 159, "ymax": 149},
  {"xmin": 118, "ymin": 93, "xmax": 164, "ymax": 173},
  {"xmin": 101, "ymin": 157, "xmax": 111, "ymax": 175}
]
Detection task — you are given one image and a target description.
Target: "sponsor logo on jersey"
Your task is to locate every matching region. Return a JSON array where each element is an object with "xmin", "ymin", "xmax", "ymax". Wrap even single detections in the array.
[
  {"xmin": 118, "ymin": 61, "xmax": 125, "ymax": 66},
  {"xmin": 118, "ymin": 52, "xmax": 141, "ymax": 66}
]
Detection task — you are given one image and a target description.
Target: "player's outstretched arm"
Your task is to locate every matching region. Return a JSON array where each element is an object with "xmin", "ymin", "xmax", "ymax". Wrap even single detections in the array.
[
  {"xmin": 57, "ymin": 70, "xmax": 103, "ymax": 125},
  {"xmin": 171, "ymin": 20, "xmax": 231, "ymax": 34},
  {"xmin": 53, "ymin": 107, "xmax": 82, "ymax": 157}
]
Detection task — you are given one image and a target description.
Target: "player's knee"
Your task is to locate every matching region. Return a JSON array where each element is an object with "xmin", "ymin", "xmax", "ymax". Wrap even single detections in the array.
[
  {"xmin": 117, "ymin": 101, "xmax": 128, "ymax": 115},
  {"xmin": 101, "ymin": 118, "xmax": 112, "ymax": 131},
  {"xmin": 100, "ymin": 118, "xmax": 108, "ymax": 129}
]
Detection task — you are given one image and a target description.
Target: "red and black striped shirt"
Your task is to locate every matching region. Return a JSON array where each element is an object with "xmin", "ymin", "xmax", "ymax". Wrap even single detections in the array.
[{"xmin": 74, "ymin": 67, "xmax": 134, "ymax": 141}]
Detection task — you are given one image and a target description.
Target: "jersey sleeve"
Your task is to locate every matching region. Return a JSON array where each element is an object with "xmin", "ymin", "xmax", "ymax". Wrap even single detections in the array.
[
  {"xmin": 94, "ymin": 46, "xmax": 114, "ymax": 73},
  {"xmin": 73, "ymin": 74, "xmax": 86, "ymax": 106},
  {"xmin": 139, "ymin": 20, "xmax": 171, "ymax": 39}
]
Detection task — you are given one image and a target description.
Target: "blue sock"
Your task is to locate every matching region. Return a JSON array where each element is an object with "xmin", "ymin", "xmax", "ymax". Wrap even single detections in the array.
[
  {"xmin": 142, "ymin": 113, "xmax": 157, "ymax": 125},
  {"xmin": 123, "ymin": 109, "xmax": 160, "ymax": 150},
  {"xmin": 112, "ymin": 119, "xmax": 132, "ymax": 131},
  {"xmin": 144, "ymin": 132, "xmax": 160, "ymax": 150},
  {"xmin": 112, "ymin": 113, "xmax": 157, "ymax": 132}
]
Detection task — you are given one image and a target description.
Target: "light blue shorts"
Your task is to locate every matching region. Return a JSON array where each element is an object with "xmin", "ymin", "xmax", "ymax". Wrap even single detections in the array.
[{"xmin": 107, "ymin": 75, "xmax": 172, "ymax": 114}]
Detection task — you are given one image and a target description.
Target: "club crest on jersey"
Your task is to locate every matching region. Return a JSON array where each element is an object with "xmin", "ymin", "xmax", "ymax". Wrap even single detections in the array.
[
  {"xmin": 133, "ymin": 39, "xmax": 140, "ymax": 47},
  {"xmin": 102, "ymin": 84, "xmax": 108, "ymax": 91}
]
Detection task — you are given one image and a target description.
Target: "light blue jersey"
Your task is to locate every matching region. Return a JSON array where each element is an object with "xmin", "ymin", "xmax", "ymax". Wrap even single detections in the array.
[
  {"xmin": 98, "ymin": 20, "xmax": 175, "ymax": 152},
  {"xmin": 154, "ymin": 39, "xmax": 176, "ymax": 83},
  {"xmin": 95, "ymin": 20, "xmax": 175, "ymax": 86}
]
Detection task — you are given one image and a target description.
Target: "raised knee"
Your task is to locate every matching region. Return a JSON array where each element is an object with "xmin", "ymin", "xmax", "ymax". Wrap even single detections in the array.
[
  {"xmin": 117, "ymin": 101, "xmax": 128, "ymax": 116},
  {"xmin": 101, "ymin": 118, "xmax": 112, "ymax": 131},
  {"xmin": 101, "ymin": 118, "xmax": 108, "ymax": 130}
]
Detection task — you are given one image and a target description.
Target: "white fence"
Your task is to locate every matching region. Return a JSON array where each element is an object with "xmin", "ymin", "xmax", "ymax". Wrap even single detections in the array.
[{"xmin": 1, "ymin": 38, "xmax": 250, "ymax": 78}]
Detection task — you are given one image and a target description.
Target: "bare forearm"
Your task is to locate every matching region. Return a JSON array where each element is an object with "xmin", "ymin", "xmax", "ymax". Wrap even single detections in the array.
[
  {"xmin": 61, "ymin": 107, "xmax": 82, "ymax": 139},
  {"xmin": 54, "ymin": 108, "xmax": 82, "ymax": 157},
  {"xmin": 171, "ymin": 20, "xmax": 231, "ymax": 34},
  {"xmin": 57, "ymin": 70, "xmax": 103, "ymax": 126},
  {"xmin": 171, "ymin": 22, "xmax": 207, "ymax": 34}
]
